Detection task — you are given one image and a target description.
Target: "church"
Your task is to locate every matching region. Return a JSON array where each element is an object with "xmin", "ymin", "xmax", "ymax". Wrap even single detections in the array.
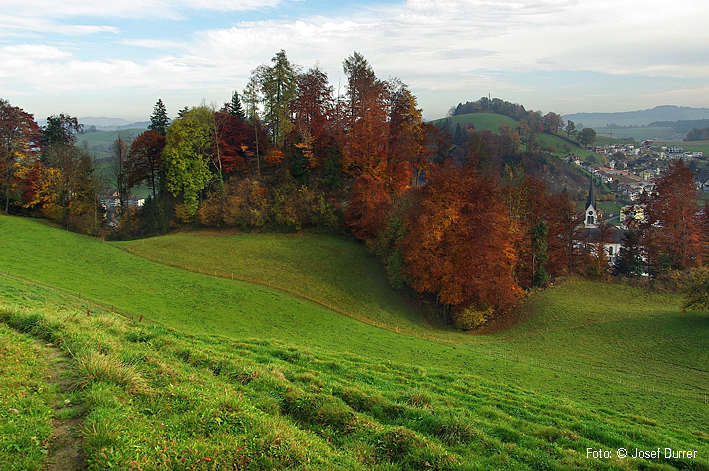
[{"xmin": 574, "ymin": 178, "xmax": 624, "ymax": 263}]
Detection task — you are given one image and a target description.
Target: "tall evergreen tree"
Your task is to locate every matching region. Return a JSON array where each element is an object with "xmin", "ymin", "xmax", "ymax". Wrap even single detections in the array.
[
  {"xmin": 612, "ymin": 229, "xmax": 646, "ymax": 278},
  {"xmin": 226, "ymin": 91, "xmax": 246, "ymax": 120},
  {"xmin": 252, "ymin": 50, "xmax": 299, "ymax": 148},
  {"xmin": 148, "ymin": 99, "xmax": 170, "ymax": 136}
]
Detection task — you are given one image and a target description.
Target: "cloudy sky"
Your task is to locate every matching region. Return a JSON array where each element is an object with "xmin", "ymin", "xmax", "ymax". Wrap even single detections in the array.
[{"xmin": 1, "ymin": 0, "xmax": 708, "ymax": 122}]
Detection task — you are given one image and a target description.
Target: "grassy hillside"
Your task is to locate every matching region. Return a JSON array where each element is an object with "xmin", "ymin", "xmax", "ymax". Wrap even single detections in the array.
[
  {"xmin": 2, "ymin": 216, "xmax": 709, "ymax": 469},
  {"xmin": 119, "ymin": 231, "xmax": 441, "ymax": 334},
  {"xmin": 432, "ymin": 113, "xmax": 519, "ymax": 131},
  {"xmin": 1, "ymin": 216, "xmax": 708, "ymax": 432},
  {"xmin": 433, "ymin": 113, "xmax": 601, "ymax": 160},
  {"xmin": 2, "ymin": 279, "xmax": 708, "ymax": 470}
]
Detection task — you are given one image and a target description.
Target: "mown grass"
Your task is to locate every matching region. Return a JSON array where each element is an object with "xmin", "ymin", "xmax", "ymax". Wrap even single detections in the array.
[
  {"xmin": 2, "ymin": 215, "xmax": 709, "ymax": 434},
  {"xmin": 432, "ymin": 113, "xmax": 519, "ymax": 132},
  {"xmin": 0, "ymin": 316, "xmax": 54, "ymax": 470},
  {"xmin": 1, "ymin": 294, "xmax": 708, "ymax": 470},
  {"xmin": 118, "ymin": 230, "xmax": 441, "ymax": 333}
]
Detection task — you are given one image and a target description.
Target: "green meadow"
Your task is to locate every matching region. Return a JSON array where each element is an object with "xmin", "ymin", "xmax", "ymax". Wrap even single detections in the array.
[
  {"xmin": 593, "ymin": 127, "xmax": 676, "ymax": 141},
  {"xmin": 1, "ymin": 216, "xmax": 709, "ymax": 469},
  {"xmin": 433, "ymin": 113, "xmax": 602, "ymax": 159}
]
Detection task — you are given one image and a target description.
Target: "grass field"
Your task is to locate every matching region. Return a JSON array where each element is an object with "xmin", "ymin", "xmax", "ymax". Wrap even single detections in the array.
[
  {"xmin": 656, "ymin": 141, "xmax": 709, "ymax": 156},
  {"xmin": 2, "ymin": 216, "xmax": 709, "ymax": 469},
  {"xmin": 2, "ymin": 279, "xmax": 708, "ymax": 470},
  {"xmin": 119, "ymin": 231, "xmax": 442, "ymax": 334},
  {"xmin": 432, "ymin": 113, "xmax": 519, "ymax": 133},
  {"xmin": 77, "ymin": 129, "xmax": 144, "ymax": 149},
  {"xmin": 593, "ymin": 127, "xmax": 676, "ymax": 141}
]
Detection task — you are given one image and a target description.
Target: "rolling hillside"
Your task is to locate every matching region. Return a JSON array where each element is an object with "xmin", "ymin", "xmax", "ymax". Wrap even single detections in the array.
[{"xmin": 1, "ymin": 216, "xmax": 708, "ymax": 469}]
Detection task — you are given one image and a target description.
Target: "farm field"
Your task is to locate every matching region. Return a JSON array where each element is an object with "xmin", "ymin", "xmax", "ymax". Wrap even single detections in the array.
[
  {"xmin": 1, "ymin": 216, "xmax": 709, "ymax": 469},
  {"xmin": 656, "ymin": 140, "xmax": 709, "ymax": 156},
  {"xmin": 592, "ymin": 127, "xmax": 676, "ymax": 141}
]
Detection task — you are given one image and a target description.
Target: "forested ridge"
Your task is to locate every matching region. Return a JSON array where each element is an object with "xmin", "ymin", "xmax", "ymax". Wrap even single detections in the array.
[{"xmin": 3, "ymin": 50, "xmax": 709, "ymax": 328}]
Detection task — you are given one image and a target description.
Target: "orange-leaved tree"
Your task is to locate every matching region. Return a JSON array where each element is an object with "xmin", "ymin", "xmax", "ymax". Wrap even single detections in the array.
[
  {"xmin": 638, "ymin": 160, "xmax": 707, "ymax": 272},
  {"xmin": 345, "ymin": 173, "xmax": 392, "ymax": 242},
  {"xmin": 400, "ymin": 164, "xmax": 521, "ymax": 328}
]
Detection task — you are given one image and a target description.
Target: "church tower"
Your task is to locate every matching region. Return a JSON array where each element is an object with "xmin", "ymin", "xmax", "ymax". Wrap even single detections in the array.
[{"xmin": 584, "ymin": 177, "xmax": 597, "ymax": 228}]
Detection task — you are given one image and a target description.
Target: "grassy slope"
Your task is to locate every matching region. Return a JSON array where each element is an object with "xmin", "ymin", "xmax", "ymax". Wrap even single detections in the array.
[
  {"xmin": 78, "ymin": 129, "xmax": 144, "ymax": 148},
  {"xmin": 0, "ymin": 321, "xmax": 54, "ymax": 471},
  {"xmin": 2, "ymin": 283, "xmax": 708, "ymax": 471},
  {"xmin": 119, "ymin": 231, "xmax": 441, "ymax": 334},
  {"xmin": 433, "ymin": 113, "xmax": 603, "ymax": 160},
  {"xmin": 1, "ymin": 216, "xmax": 708, "ymax": 434}
]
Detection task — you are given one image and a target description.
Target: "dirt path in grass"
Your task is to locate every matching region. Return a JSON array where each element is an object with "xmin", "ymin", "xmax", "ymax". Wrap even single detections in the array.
[{"xmin": 39, "ymin": 341, "xmax": 87, "ymax": 471}]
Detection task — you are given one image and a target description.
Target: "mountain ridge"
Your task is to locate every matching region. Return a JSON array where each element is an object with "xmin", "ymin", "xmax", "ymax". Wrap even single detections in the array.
[{"xmin": 564, "ymin": 105, "xmax": 709, "ymax": 128}]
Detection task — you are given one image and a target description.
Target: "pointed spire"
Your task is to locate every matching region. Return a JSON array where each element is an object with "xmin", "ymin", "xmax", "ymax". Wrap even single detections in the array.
[{"xmin": 586, "ymin": 177, "xmax": 596, "ymax": 211}]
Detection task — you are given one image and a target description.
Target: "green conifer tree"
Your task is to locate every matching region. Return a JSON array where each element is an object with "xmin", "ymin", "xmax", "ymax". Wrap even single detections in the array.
[{"xmin": 148, "ymin": 99, "xmax": 170, "ymax": 136}]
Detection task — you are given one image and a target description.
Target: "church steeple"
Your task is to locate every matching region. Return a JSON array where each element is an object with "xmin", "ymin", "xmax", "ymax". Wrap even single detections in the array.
[{"xmin": 585, "ymin": 177, "xmax": 597, "ymax": 228}]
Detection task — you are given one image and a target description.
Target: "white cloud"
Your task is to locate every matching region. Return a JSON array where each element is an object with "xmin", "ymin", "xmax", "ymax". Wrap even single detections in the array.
[
  {"xmin": 0, "ymin": 44, "xmax": 72, "ymax": 61},
  {"xmin": 2, "ymin": 0, "xmax": 285, "ymax": 20},
  {"xmin": 0, "ymin": 15, "xmax": 118, "ymax": 37},
  {"xmin": 2, "ymin": 0, "xmax": 709, "ymax": 119}
]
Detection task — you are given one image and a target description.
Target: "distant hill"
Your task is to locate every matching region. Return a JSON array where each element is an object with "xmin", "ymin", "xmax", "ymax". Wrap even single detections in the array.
[
  {"xmin": 79, "ymin": 117, "xmax": 150, "ymax": 132},
  {"xmin": 564, "ymin": 105, "xmax": 709, "ymax": 128},
  {"xmin": 433, "ymin": 113, "xmax": 601, "ymax": 197},
  {"xmin": 35, "ymin": 117, "xmax": 150, "ymax": 132}
]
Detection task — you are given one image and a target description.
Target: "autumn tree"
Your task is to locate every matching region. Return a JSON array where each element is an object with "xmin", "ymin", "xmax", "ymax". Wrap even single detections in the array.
[
  {"xmin": 213, "ymin": 111, "xmax": 257, "ymax": 180},
  {"xmin": 293, "ymin": 66, "xmax": 335, "ymax": 170},
  {"xmin": 111, "ymin": 131, "xmax": 132, "ymax": 208},
  {"xmin": 345, "ymin": 173, "xmax": 392, "ymax": 241},
  {"xmin": 127, "ymin": 130, "xmax": 166, "ymax": 198},
  {"xmin": 242, "ymin": 78, "xmax": 262, "ymax": 176},
  {"xmin": 162, "ymin": 106, "xmax": 215, "ymax": 221},
  {"xmin": 542, "ymin": 112, "xmax": 563, "ymax": 134},
  {"xmin": 388, "ymin": 79, "xmax": 428, "ymax": 193},
  {"xmin": 0, "ymin": 100, "xmax": 42, "ymax": 213},
  {"xmin": 637, "ymin": 160, "xmax": 706, "ymax": 272},
  {"xmin": 565, "ymin": 120, "xmax": 576, "ymax": 139},
  {"xmin": 342, "ymin": 52, "xmax": 389, "ymax": 178},
  {"xmin": 400, "ymin": 165, "xmax": 520, "ymax": 327},
  {"xmin": 544, "ymin": 191, "xmax": 581, "ymax": 276},
  {"xmin": 148, "ymin": 99, "xmax": 170, "ymax": 136},
  {"xmin": 42, "ymin": 113, "xmax": 83, "ymax": 149}
]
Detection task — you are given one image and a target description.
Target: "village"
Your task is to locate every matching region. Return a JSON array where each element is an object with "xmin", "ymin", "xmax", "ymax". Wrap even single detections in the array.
[{"xmin": 565, "ymin": 140, "xmax": 706, "ymax": 228}]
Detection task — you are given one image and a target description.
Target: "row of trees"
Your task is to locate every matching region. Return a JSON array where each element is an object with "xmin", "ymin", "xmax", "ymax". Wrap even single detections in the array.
[{"xmin": 0, "ymin": 103, "xmax": 105, "ymax": 233}]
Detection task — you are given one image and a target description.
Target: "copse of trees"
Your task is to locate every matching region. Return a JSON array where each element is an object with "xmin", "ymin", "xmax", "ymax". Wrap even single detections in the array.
[{"xmin": 685, "ymin": 127, "xmax": 709, "ymax": 141}]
